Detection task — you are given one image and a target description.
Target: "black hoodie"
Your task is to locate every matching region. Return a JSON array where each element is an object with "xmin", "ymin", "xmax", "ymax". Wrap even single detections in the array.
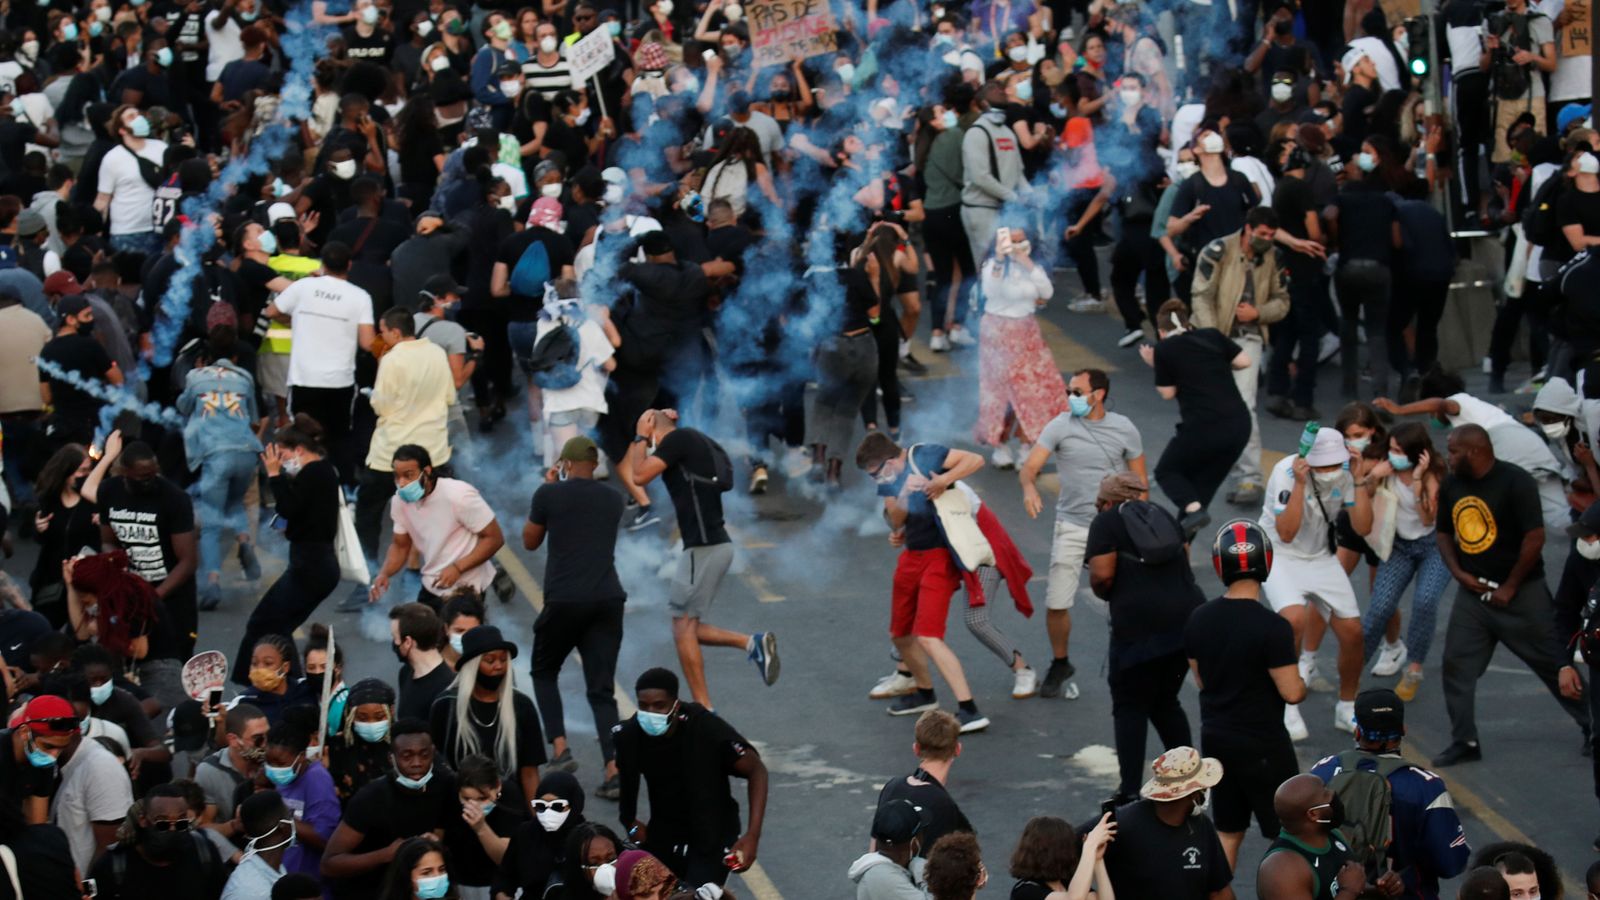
[{"xmin": 491, "ymin": 771, "xmax": 587, "ymax": 898}]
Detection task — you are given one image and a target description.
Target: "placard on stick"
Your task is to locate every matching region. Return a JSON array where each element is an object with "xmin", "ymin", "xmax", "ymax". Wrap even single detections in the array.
[{"xmin": 749, "ymin": 0, "xmax": 840, "ymax": 67}]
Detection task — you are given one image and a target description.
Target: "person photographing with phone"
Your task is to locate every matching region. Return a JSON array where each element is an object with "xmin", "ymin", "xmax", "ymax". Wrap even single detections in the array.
[{"xmin": 522, "ymin": 436, "xmax": 627, "ymax": 796}]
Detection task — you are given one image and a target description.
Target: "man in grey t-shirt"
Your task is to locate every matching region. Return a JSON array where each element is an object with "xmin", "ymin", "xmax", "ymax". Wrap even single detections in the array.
[
  {"xmin": 1019, "ymin": 369, "xmax": 1146, "ymax": 698},
  {"xmin": 414, "ymin": 273, "xmax": 482, "ymax": 461}
]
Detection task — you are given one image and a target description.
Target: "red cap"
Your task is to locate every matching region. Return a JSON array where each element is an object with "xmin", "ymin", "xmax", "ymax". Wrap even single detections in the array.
[
  {"xmin": 42, "ymin": 271, "xmax": 82, "ymax": 297},
  {"xmin": 1063, "ymin": 116, "xmax": 1093, "ymax": 149},
  {"xmin": 21, "ymin": 695, "xmax": 79, "ymax": 736}
]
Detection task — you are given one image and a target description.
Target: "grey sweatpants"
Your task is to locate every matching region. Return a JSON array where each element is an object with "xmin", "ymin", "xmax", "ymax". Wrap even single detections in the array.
[
  {"xmin": 960, "ymin": 205, "xmax": 1000, "ymax": 280},
  {"xmin": 1441, "ymin": 580, "xmax": 1591, "ymax": 745}
]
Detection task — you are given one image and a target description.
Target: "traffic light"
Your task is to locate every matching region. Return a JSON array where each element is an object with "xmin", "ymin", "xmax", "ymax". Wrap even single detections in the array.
[{"xmin": 1405, "ymin": 15, "xmax": 1432, "ymax": 77}]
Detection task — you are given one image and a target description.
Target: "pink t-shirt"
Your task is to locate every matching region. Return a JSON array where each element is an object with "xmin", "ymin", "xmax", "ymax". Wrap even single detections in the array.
[{"xmin": 389, "ymin": 478, "xmax": 498, "ymax": 594}]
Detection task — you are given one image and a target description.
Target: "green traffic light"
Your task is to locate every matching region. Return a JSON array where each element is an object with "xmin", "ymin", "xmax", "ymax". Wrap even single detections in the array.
[{"xmin": 1410, "ymin": 57, "xmax": 1428, "ymax": 75}]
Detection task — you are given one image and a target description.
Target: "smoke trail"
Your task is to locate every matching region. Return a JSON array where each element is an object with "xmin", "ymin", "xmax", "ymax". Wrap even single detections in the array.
[
  {"xmin": 35, "ymin": 357, "xmax": 185, "ymax": 429},
  {"xmin": 142, "ymin": 1, "xmax": 333, "ymax": 377}
]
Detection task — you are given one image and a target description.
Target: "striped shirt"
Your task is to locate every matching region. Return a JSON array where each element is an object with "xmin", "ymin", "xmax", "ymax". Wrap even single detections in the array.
[{"xmin": 523, "ymin": 55, "xmax": 573, "ymax": 99}]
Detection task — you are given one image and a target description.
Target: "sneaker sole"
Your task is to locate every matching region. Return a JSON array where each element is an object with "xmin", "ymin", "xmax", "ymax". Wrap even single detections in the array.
[
  {"xmin": 887, "ymin": 700, "xmax": 939, "ymax": 716},
  {"xmin": 551, "ymin": 757, "xmax": 580, "ymax": 774},
  {"xmin": 958, "ymin": 716, "xmax": 990, "ymax": 733},
  {"xmin": 1011, "ymin": 688, "xmax": 1038, "ymax": 700},
  {"xmin": 1038, "ymin": 684, "xmax": 1062, "ymax": 699},
  {"xmin": 869, "ymin": 684, "xmax": 918, "ymax": 699},
  {"xmin": 759, "ymin": 633, "xmax": 780, "ymax": 685},
  {"xmin": 625, "ymin": 516, "xmax": 660, "ymax": 532}
]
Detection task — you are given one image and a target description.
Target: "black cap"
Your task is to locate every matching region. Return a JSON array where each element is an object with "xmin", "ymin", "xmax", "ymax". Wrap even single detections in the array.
[
  {"xmin": 1354, "ymin": 689, "xmax": 1405, "ymax": 740},
  {"xmin": 871, "ymin": 799, "xmax": 924, "ymax": 845},
  {"xmin": 420, "ymin": 273, "xmax": 466, "ymax": 304},
  {"xmin": 56, "ymin": 294, "xmax": 91, "ymax": 319},
  {"xmin": 638, "ymin": 230, "xmax": 672, "ymax": 257},
  {"xmin": 168, "ymin": 699, "xmax": 209, "ymax": 753},
  {"xmin": 458, "ymin": 625, "xmax": 518, "ymax": 669}
]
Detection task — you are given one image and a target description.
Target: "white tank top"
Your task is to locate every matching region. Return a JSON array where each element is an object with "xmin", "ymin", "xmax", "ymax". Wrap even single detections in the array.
[{"xmin": 1393, "ymin": 477, "xmax": 1431, "ymax": 541}]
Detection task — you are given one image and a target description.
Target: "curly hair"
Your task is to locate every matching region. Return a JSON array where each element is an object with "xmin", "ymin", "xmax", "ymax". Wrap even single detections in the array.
[
  {"xmin": 69, "ymin": 551, "xmax": 158, "ymax": 657},
  {"xmin": 925, "ymin": 832, "xmax": 984, "ymax": 900},
  {"xmin": 1009, "ymin": 816, "xmax": 1080, "ymax": 883}
]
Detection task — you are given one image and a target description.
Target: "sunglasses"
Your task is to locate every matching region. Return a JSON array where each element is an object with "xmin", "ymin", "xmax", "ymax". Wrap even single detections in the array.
[
  {"xmin": 532, "ymin": 800, "xmax": 572, "ymax": 814},
  {"xmin": 150, "ymin": 818, "xmax": 195, "ymax": 833},
  {"xmin": 26, "ymin": 718, "xmax": 80, "ymax": 733}
]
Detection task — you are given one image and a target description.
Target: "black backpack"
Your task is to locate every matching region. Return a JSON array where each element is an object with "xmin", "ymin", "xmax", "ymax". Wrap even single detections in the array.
[
  {"xmin": 681, "ymin": 429, "xmax": 734, "ymax": 493},
  {"xmin": 1116, "ymin": 500, "xmax": 1186, "ymax": 565},
  {"xmin": 525, "ymin": 323, "xmax": 583, "ymax": 389},
  {"xmin": 1521, "ymin": 174, "xmax": 1567, "ymax": 249}
]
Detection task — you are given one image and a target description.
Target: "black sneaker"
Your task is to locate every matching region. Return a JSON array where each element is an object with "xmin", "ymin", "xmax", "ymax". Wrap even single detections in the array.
[
  {"xmin": 238, "ymin": 542, "xmax": 261, "ymax": 581},
  {"xmin": 1431, "ymin": 741, "xmax": 1482, "ymax": 767},
  {"xmin": 898, "ymin": 353, "xmax": 929, "ymax": 375},
  {"xmin": 491, "ymin": 565, "xmax": 516, "ymax": 604},
  {"xmin": 594, "ymin": 774, "xmax": 621, "ymax": 801},
  {"xmin": 1264, "ymin": 396, "xmax": 1298, "ymax": 420},
  {"xmin": 549, "ymin": 748, "xmax": 579, "ymax": 773},
  {"xmin": 887, "ymin": 692, "xmax": 938, "ymax": 716},
  {"xmin": 625, "ymin": 506, "xmax": 661, "ymax": 531},
  {"xmin": 1039, "ymin": 658, "xmax": 1076, "ymax": 698},
  {"xmin": 1179, "ymin": 509, "xmax": 1211, "ymax": 542},
  {"xmin": 198, "ymin": 584, "xmax": 222, "ymax": 612},
  {"xmin": 956, "ymin": 708, "xmax": 990, "ymax": 733}
]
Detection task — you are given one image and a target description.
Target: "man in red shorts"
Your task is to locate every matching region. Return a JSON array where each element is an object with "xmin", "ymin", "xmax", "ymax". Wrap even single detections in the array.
[{"xmin": 857, "ymin": 432, "xmax": 990, "ymax": 733}]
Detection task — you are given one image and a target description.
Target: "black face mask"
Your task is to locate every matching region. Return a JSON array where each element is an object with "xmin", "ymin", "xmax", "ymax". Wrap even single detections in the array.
[
  {"xmin": 392, "ymin": 642, "xmax": 408, "ymax": 664},
  {"xmin": 77, "ymin": 320, "xmax": 96, "ymax": 336},
  {"xmin": 143, "ymin": 828, "xmax": 187, "ymax": 861},
  {"xmin": 476, "ymin": 671, "xmax": 504, "ymax": 691},
  {"xmin": 1273, "ymin": 18, "xmax": 1292, "ymax": 35},
  {"xmin": 128, "ymin": 477, "xmax": 158, "ymax": 496}
]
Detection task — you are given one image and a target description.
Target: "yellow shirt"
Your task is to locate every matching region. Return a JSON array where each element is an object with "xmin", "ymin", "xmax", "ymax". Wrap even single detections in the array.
[{"xmin": 365, "ymin": 338, "xmax": 455, "ymax": 471}]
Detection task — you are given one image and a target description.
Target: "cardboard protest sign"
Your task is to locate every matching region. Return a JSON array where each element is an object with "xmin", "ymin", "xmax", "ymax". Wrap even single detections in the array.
[{"xmin": 749, "ymin": 0, "xmax": 840, "ymax": 67}]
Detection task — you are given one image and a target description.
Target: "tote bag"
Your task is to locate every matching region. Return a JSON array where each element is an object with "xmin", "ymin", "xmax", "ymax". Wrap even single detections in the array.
[
  {"xmin": 333, "ymin": 491, "xmax": 369, "ymax": 585},
  {"xmin": 908, "ymin": 445, "xmax": 995, "ymax": 572}
]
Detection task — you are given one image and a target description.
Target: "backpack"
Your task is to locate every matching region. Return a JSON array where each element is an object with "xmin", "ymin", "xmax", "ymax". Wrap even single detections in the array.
[
  {"xmin": 103, "ymin": 832, "xmax": 222, "ymax": 899},
  {"xmin": 681, "ymin": 429, "xmax": 734, "ymax": 493},
  {"xmin": 1521, "ymin": 174, "xmax": 1566, "ymax": 249},
  {"xmin": 1116, "ymin": 500, "xmax": 1185, "ymax": 565},
  {"xmin": 1569, "ymin": 580, "xmax": 1600, "ymax": 665},
  {"xmin": 526, "ymin": 323, "xmax": 583, "ymax": 390},
  {"xmin": 1325, "ymin": 749, "xmax": 1408, "ymax": 866},
  {"xmin": 508, "ymin": 237, "xmax": 554, "ymax": 300}
]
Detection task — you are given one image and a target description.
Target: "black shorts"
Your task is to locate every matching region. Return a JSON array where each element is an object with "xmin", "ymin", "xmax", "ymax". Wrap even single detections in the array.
[
  {"xmin": 1336, "ymin": 509, "xmax": 1380, "ymax": 567},
  {"xmin": 1204, "ymin": 736, "xmax": 1299, "ymax": 837}
]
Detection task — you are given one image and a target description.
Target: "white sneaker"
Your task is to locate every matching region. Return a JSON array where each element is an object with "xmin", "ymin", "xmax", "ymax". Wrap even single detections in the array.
[
  {"xmin": 1284, "ymin": 704, "xmax": 1309, "ymax": 742},
  {"xmin": 898, "ymin": 338, "xmax": 911, "ymax": 360},
  {"xmin": 929, "ymin": 333, "xmax": 951, "ymax": 352},
  {"xmin": 947, "ymin": 326, "xmax": 977, "ymax": 347},
  {"xmin": 1117, "ymin": 328, "xmax": 1144, "ymax": 348},
  {"xmin": 1067, "ymin": 297, "xmax": 1107, "ymax": 314},
  {"xmin": 1334, "ymin": 700, "xmax": 1357, "ymax": 733},
  {"xmin": 1011, "ymin": 666, "xmax": 1039, "ymax": 699},
  {"xmin": 991, "ymin": 443, "xmax": 1016, "ymax": 470},
  {"xmin": 1300, "ymin": 656, "xmax": 1334, "ymax": 692},
  {"xmin": 1318, "ymin": 333, "xmax": 1341, "ymax": 364},
  {"xmin": 869, "ymin": 671, "xmax": 917, "ymax": 699},
  {"xmin": 1370, "ymin": 640, "xmax": 1408, "ymax": 677}
]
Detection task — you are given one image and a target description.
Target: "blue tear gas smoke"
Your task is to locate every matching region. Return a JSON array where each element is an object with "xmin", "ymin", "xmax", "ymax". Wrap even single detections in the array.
[{"xmin": 36, "ymin": 356, "xmax": 184, "ymax": 430}]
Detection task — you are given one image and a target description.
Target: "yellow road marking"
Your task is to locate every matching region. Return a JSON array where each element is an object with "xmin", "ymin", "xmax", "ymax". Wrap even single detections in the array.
[
  {"xmin": 1037, "ymin": 317, "xmax": 1119, "ymax": 374},
  {"xmin": 494, "ymin": 546, "xmax": 787, "ymax": 900}
]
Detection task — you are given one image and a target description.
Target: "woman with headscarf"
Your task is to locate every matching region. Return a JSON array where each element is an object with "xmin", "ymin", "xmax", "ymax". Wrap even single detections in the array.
[
  {"xmin": 612, "ymin": 849, "xmax": 684, "ymax": 900},
  {"xmin": 973, "ymin": 225, "xmax": 1068, "ymax": 468},
  {"xmin": 491, "ymin": 771, "xmax": 587, "ymax": 900},
  {"xmin": 325, "ymin": 677, "xmax": 398, "ymax": 803},
  {"xmin": 429, "ymin": 625, "xmax": 548, "ymax": 815}
]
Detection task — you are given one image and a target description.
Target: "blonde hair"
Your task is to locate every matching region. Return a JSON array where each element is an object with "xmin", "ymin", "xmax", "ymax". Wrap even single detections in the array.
[{"xmin": 450, "ymin": 656, "xmax": 519, "ymax": 774}]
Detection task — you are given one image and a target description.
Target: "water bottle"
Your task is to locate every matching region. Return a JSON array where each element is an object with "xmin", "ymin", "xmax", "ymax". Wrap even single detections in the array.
[{"xmin": 1298, "ymin": 421, "xmax": 1320, "ymax": 458}]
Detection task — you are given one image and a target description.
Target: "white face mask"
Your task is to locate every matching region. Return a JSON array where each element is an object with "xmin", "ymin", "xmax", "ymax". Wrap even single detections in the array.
[
  {"xmin": 430, "ymin": 54, "xmax": 450, "ymax": 72},
  {"xmin": 94, "ymin": 5, "xmax": 112, "ymax": 21},
  {"xmin": 332, "ymin": 160, "xmax": 358, "ymax": 180},
  {"xmin": 536, "ymin": 807, "xmax": 570, "ymax": 831},
  {"xmin": 1007, "ymin": 45, "xmax": 1028, "ymax": 62},
  {"xmin": 836, "ymin": 62, "xmax": 855, "ymax": 84},
  {"xmin": 657, "ymin": 0, "xmax": 674, "ymax": 14},
  {"xmin": 416, "ymin": 19, "xmax": 433, "ymax": 36},
  {"xmin": 540, "ymin": 182, "xmax": 562, "ymax": 198},
  {"xmin": 20, "ymin": 40, "xmax": 38, "ymax": 59},
  {"xmin": 1176, "ymin": 161, "xmax": 1200, "ymax": 179},
  {"xmin": 591, "ymin": 862, "xmax": 617, "ymax": 895},
  {"xmin": 1542, "ymin": 420, "xmax": 1571, "ymax": 440},
  {"xmin": 1199, "ymin": 132, "xmax": 1225, "ymax": 154},
  {"xmin": 500, "ymin": 79, "xmax": 522, "ymax": 97},
  {"xmin": 540, "ymin": 35, "xmax": 558, "ymax": 53},
  {"xmin": 1579, "ymin": 153, "xmax": 1600, "ymax": 176},
  {"xmin": 1119, "ymin": 88, "xmax": 1141, "ymax": 107},
  {"xmin": 723, "ymin": 3, "xmax": 742, "ymax": 21},
  {"xmin": 1271, "ymin": 82, "xmax": 1293, "ymax": 102},
  {"xmin": 1578, "ymin": 537, "xmax": 1600, "ymax": 561},
  {"xmin": 603, "ymin": 184, "xmax": 623, "ymax": 205},
  {"xmin": 573, "ymin": 107, "xmax": 592, "ymax": 126},
  {"xmin": 498, "ymin": 194, "xmax": 517, "ymax": 213}
]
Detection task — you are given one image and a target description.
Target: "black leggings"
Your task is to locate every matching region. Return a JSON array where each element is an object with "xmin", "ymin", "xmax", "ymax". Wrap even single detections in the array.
[
  {"xmin": 741, "ymin": 375, "xmax": 806, "ymax": 465},
  {"xmin": 1266, "ymin": 265, "xmax": 1324, "ymax": 407},
  {"xmin": 1453, "ymin": 72, "xmax": 1491, "ymax": 213},
  {"xmin": 861, "ymin": 310, "xmax": 902, "ymax": 432},
  {"xmin": 1061, "ymin": 194, "xmax": 1103, "ymax": 298},
  {"xmin": 924, "ymin": 205, "xmax": 975, "ymax": 330},
  {"xmin": 1155, "ymin": 422, "xmax": 1249, "ymax": 512},
  {"xmin": 458, "ymin": 307, "xmax": 515, "ymax": 409},
  {"xmin": 233, "ymin": 541, "xmax": 341, "ymax": 685},
  {"xmin": 532, "ymin": 601, "xmax": 624, "ymax": 763},
  {"xmin": 1110, "ymin": 652, "xmax": 1193, "ymax": 798},
  {"xmin": 1109, "ymin": 222, "xmax": 1169, "ymax": 330},
  {"xmin": 1490, "ymin": 277, "xmax": 1552, "ymax": 378},
  {"xmin": 1403, "ymin": 276, "xmax": 1452, "ymax": 375}
]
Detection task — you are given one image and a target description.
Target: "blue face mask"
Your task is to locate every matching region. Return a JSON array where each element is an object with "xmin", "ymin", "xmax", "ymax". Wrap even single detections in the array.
[
  {"xmin": 89, "ymin": 679, "xmax": 114, "ymax": 706},
  {"xmin": 1068, "ymin": 394, "xmax": 1091, "ymax": 417},
  {"xmin": 1355, "ymin": 151, "xmax": 1376, "ymax": 173},
  {"xmin": 396, "ymin": 766, "xmax": 434, "ymax": 790},
  {"xmin": 479, "ymin": 800, "xmax": 496, "ymax": 815},
  {"xmin": 396, "ymin": 478, "xmax": 426, "ymax": 503},
  {"xmin": 1387, "ymin": 452, "xmax": 1414, "ymax": 471},
  {"xmin": 257, "ymin": 230, "xmax": 278, "ymax": 255},
  {"xmin": 606, "ymin": 20, "xmax": 621, "ymax": 36},
  {"xmin": 1049, "ymin": 102, "xmax": 1068, "ymax": 118},
  {"xmin": 239, "ymin": 9, "xmax": 258, "ymax": 20},
  {"xmin": 264, "ymin": 761, "xmax": 299, "ymax": 786},
  {"xmin": 272, "ymin": 177, "xmax": 292, "ymax": 198},
  {"xmin": 26, "ymin": 742, "xmax": 57, "ymax": 769},
  {"xmin": 1015, "ymin": 80, "xmax": 1033, "ymax": 102},
  {"xmin": 155, "ymin": 46, "xmax": 173, "ymax": 67},
  {"xmin": 129, "ymin": 116, "xmax": 151, "ymax": 138},
  {"xmin": 416, "ymin": 874, "xmax": 450, "ymax": 900},
  {"xmin": 61, "ymin": 22, "xmax": 78, "ymax": 41},
  {"xmin": 941, "ymin": 110, "xmax": 958, "ymax": 129},
  {"xmin": 637, "ymin": 703, "xmax": 676, "ymax": 736},
  {"xmin": 353, "ymin": 719, "xmax": 390, "ymax": 743},
  {"xmin": 89, "ymin": 21, "xmax": 103, "ymax": 37}
]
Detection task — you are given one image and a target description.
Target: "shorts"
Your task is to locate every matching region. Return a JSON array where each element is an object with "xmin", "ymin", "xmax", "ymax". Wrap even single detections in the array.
[
  {"xmin": 891, "ymin": 548, "xmax": 962, "ymax": 639},
  {"xmin": 1046, "ymin": 520, "xmax": 1089, "ymax": 611},
  {"xmin": 1206, "ymin": 737, "xmax": 1300, "ymax": 837},
  {"xmin": 1335, "ymin": 510, "xmax": 1380, "ymax": 568},
  {"xmin": 1263, "ymin": 552, "xmax": 1361, "ymax": 619},
  {"xmin": 669, "ymin": 542, "xmax": 734, "ymax": 619},
  {"xmin": 1492, "ymin": 92, "xmax": 1546, "ymax": 163},
  {"xmin": 257, "ymin": 351, "xmax": 289, "ymax": 399},
  {"xmin": 547, "ymin": 408, "xmax": 600, "ymax": 430}
]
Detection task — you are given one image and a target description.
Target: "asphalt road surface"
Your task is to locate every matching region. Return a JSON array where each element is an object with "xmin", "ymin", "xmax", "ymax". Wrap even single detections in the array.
[{"xmin": 14, "ymin": 264, "xmax": 1593, "ymax": 900}]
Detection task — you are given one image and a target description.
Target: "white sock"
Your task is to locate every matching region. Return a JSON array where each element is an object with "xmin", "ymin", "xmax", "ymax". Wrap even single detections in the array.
[
  {"xmin": 899, "ymin": 339, "xmax": 911, "ymax": 359},
  {"xmin": 1300, "ymin": 650, "xmax": 1317, "ymax": 666},
  {"xmin": 1384, "ymin": 639, "xmax": 1403, "ymax": 651}
]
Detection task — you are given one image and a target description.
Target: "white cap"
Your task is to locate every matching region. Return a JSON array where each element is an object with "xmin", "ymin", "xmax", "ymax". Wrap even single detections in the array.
[
  {"xmin": 1306, "ymin": 428, "xmax": 1348, "ymax": 467},
  {"xmin": 600, "ymin": 166, "xmax": 626, "ymax": 186},
  {"xmin": 266, "ymin": 202, "xmax": 296, "ymax": 225}
]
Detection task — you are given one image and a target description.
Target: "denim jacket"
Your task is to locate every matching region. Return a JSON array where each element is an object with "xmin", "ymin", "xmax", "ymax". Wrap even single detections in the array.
[{"xmin": 176, "ymin": 360, "xmax": 263, "ymax": 468}]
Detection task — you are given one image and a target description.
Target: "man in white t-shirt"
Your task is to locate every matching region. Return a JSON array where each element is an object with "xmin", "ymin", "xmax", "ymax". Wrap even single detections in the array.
[
  {"xmin": 93, "ymin": 104, "xmax": 167, "ymax": 257},
  {"xmin": 24, "ymin": 695, "xmax": 135, "ymax": 873},
  {"xmin": 1258, "ymin": 427, "xmax": 1373, "ymax": 742},
  {"xmin": 533, "ymin": 292, "xmax": 616, "ymax": 464},
  {"xmin": 369, "ymin": 445, "xmax": 505, "ymax": 609},
  {"xmin": 204, "ymin": 0, "xmax": 252, "ymax": 81},
  {"xmin": 261, "ymin": 241, "xmax": 375, "ymax": 482}
]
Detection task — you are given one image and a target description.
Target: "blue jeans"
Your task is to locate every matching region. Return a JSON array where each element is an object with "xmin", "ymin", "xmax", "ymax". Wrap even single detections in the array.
[
  {"xmin": 1363, "ymin": 532, "xmax": 1452, "ymax": 664},
  {"xmin": 108, "ymin": 231, "xmax": 160, "ymax": 257},
  {"xmin": 192, "ymin": 450, "xmax": 258, "ymax": 587}
]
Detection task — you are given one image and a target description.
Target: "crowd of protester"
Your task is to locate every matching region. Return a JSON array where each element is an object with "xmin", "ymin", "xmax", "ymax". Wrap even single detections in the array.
[{"xmin": 0, "ymin": 0, "xmax": 1591, "ymax": 894}]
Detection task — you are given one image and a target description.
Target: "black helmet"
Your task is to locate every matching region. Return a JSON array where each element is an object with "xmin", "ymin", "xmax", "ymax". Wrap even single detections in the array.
[{"xmin": 1212, "ymin": 518, "xmax": 1272, "ymax": 584}]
